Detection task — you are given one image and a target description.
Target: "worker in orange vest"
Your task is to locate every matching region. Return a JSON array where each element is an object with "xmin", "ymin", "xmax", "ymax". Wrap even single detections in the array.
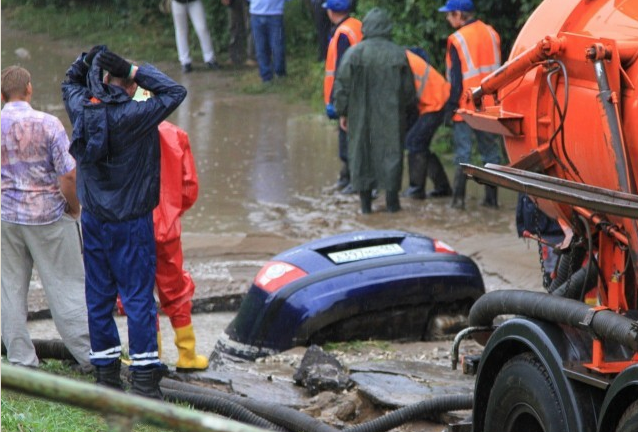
[
  {"xmin": 403, "ymin": 48, "xmax": 452, "ymax": 200},
  {"xmin": 439, "ymin": 0, "xmax": 502, "ymax": 209},
  {"xmin": 323, "ymin": 0, "xmax": 362, "ymax": 194}
]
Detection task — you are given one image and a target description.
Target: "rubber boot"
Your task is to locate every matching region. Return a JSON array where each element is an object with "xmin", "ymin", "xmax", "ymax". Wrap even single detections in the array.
[
  {"xmin": 403, "ymin": 152, "xmax": 428, "ymax": 199},
  {"xmin": 426, "ymin": 155, "xmax": 452, "ymax": 198},
  {"xmin": 336, "ymin": 161, "xmax": 349, "ymax": 190},
  {"xmin": 450, "ymin": 166, "xmax": 467, "ymax": 209},
  {"xmin": 359, "ymin": 190, "xmax": 372, "ymax": 214},
  {"xmin": 174, "ymin": 324, "xmax": 209, "ymax": 372},
  {"xmin": 94, "ymin": 359, "xmax": 123, "ymax": 390},
  {"xmin": 386, "ymin": 190, "xmax": 401, "ymax": 213},
  {"xmin": 129, "ymin": 365, "xmax": 167, "ymax": 400},
  {"xmin": 482, "ymin": 184, "xmax": 499, "ymax": 208}
]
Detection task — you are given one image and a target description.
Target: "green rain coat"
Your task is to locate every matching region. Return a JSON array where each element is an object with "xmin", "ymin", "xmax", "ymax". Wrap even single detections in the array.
[{"xmin": 333, "ymin": 8, "xmax": 416, "ymax": 192}]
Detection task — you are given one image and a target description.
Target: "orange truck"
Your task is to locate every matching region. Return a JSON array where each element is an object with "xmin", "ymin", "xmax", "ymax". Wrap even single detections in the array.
[{"xmin": 453, "ymin": 0, "xmax": 638, "ymax": 430}]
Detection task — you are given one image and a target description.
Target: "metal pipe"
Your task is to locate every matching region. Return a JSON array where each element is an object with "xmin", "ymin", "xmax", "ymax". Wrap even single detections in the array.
[
  {"xmin": 1, "ymin": 364, "xmax": 268, "ymax": 432},
  {"xmin": 472, "ymin": 35, "xmax": 565, "ymax": 109},
  {"xmin": 588, "ymin": 47, "xmax": 634, "ymax": 195},
  {"xmin": 451, "ymin": 326, "xmax": 494, "ymax": 370}
]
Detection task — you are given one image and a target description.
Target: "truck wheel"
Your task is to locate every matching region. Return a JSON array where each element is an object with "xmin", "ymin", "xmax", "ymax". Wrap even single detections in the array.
[
  {"xmin": 616, "ymin": 400, "xmax": 638, "ymax": 432},
  {"xmin": 484, "ymin": 352, "xmax": 566, "ymax": 432}
]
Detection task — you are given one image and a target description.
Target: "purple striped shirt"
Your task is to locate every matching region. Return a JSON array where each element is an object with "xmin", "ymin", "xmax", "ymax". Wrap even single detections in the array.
[{"xmin": 1, "ymin": 101, "xmax": 75, "ymax": 225}]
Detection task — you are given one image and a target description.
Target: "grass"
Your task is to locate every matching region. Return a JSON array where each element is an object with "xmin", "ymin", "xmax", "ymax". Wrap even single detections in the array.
[
  {"xmin": 323, "ymin": 340, "xmax": 393, "ymax": 353},
  {"xmin": 1, "ymin": 360, "xmax": 174, "ymax": 432}
]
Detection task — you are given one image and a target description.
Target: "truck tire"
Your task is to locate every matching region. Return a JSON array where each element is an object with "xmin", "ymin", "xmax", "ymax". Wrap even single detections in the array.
[
  {"xmin": 484, "ymin": 352, "xmax": 566, "ymax": 432},
  {"xmin": 616, "ymin": 400, "xmax": 638, "ymax": 432}
]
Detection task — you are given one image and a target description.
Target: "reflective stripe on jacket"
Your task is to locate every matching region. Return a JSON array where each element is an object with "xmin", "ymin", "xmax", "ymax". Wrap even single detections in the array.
[
  {"xmin": 445, "ymin": 20, "xmax": 500, "ymax": 121},
  {"xmin": 324, "ymin": 16, "xmax": 363, "ymax": 105},
  {"xmin": 406, "ymin": 50, "xmax": 450, "ymax": 115}
]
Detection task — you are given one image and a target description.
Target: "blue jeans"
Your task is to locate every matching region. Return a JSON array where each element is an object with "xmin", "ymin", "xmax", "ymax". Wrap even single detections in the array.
[
  {"xmin": 251, "ymin": 14, "xmax": 286, "ymax": 82},
  {"xmin": 452, "ymin": 120, "xmax": 502, "ymax": 166}
]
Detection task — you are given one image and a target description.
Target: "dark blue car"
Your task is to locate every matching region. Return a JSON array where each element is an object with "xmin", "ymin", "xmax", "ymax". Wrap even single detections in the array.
[{"xmin": 216, "ymin": 230, "xmax": 485, "ymax": 360}]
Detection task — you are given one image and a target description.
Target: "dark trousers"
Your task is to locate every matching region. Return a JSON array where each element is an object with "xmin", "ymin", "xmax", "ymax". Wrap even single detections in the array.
[{"xmin": 82, "ymin": 211, "xmax": 160, "ymax": 370}]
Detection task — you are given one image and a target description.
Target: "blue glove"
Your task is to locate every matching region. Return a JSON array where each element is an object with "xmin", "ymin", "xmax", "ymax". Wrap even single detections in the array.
[{"xmin": 326, "ymin": 103, "xmax": 338, "ymax": 120}]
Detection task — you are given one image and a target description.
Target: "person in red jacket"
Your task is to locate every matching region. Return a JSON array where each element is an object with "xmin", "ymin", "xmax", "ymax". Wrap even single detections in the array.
[
  {"xmin": 119, "ymin": 87, "xmax": 208, "ymax": 372},
  {"xmin": 154, "ymin": 120, "xmax": 208, "ymax": 372}
]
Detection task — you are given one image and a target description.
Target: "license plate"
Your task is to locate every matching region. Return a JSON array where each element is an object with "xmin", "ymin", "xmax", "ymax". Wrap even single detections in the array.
[{"xmin": 328, "ymin": 244, "xmax": 405, "ymax": 264}]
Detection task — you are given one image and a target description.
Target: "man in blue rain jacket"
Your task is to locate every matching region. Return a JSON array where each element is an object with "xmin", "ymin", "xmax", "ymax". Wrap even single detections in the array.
[{"xmin": 62, "ymin": 46, "xmax": 186, "ymax": 399}]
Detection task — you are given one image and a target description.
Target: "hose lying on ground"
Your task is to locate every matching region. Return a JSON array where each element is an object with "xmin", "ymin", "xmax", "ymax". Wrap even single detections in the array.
[
  {"xmin": 344, "ymin": 394, "xmax": 473, "ymax": 432},
  {"xmin": 162, "ymin": 388, "xmax": 287, "ymax": 432},
  {"xmin": 1, "ymin": 338, "xmax": 76, "ymax": 361},
  {"xmin": 162, "ymin": 378, "xmax": 337, "ymax": 432},
  {"xmin": 469, "ymin": 290, "xmax": 638, "ymax": 351},
  {"xmin": 162, "ymin": 378, "xmax": 473, "ymax": 432}
]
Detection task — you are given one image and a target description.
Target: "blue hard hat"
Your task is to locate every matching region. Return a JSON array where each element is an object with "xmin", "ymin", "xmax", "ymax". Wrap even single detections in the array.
[
  {"xmin": 438, "ymin": 0, "xmax": 475, "ymax": 12},
  {"xmin": 322, "ymin": 0, "xmax": 351, "ymax": 12}
]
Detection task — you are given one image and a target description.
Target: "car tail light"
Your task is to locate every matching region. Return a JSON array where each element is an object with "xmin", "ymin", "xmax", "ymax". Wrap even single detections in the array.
[
  {"xmin": 434, "ymin": 239, "xmax": 457, "ymax": 254},
  {"xmin": 254, "ymin": 261, "xmax": 308, "ymax": 293}
]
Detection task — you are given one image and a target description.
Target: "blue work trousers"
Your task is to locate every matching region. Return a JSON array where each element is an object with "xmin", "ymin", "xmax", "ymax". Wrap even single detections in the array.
[
  {"xmin": 452, "ymin": 120, "xmax": 501, "ymax": 166},
  {"xmin": 251, "ymin": 14, "xmax": 286, "ymax": 82},
  {"xmin": 405, "ymin": 110, "xmax": 445, "ymax": 155},
  {"xmin": 82, "ymin": 211, "xmax": 160, "ymax": 370}
]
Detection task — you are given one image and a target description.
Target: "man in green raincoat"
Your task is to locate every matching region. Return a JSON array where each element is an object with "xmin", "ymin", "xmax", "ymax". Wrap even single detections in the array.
[{"xmin": 333, "ymin": 7, "xmax": 416, "ymax": 214}]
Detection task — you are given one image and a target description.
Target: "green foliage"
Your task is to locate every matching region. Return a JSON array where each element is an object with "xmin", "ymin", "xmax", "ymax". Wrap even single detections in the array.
[
  {"xmin": 1, "ymin": 0, "xmax": 544, "ymax": 127},
  {"xmin": 351, "ymin": 0, "xmax": 543, "ymax": 71}
]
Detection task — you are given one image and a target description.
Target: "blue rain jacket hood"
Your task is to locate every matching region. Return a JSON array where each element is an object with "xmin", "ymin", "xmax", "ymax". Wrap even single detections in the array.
[{"xmin": 62, "ymin": 50, "xmax": 187, "ymax": 222}]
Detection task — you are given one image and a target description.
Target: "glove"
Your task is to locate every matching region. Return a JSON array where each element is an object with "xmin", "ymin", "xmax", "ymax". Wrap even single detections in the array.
[
  {"xmin": 97, "ymin": 51, "xmax": 133, "ymax": 79},
  {"xmin": 326, "ymin": 103, "xmax": 338, "ymax": 120},
  {"xmin": 83, "ymin": 45, "xmax": 106, "ymax": 67}
]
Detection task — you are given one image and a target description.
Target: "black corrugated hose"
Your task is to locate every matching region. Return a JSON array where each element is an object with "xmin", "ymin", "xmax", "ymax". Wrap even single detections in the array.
[
  {"xmin": 161, "ymin": 378, "xmax": 338, "ymax": 432},
  {"xmin": 469, "ymin": 290, "xmax": 638, "ymax": 351},
  {"xmin": 162, "ymin": 378, "xmax": 473, "ymax": 432},
  {"xmin": 343, "ymin": 394, "xmax": 473, "ymax": 432},
  {"xmin": 162, "ymin": 388, "xmax": 287, "ymax": 432},
  {"xmin": 1, "ymin": 338, "xmax": 76, "ymax": 361}
]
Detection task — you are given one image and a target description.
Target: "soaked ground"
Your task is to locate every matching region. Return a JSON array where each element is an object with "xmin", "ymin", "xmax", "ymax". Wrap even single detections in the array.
[{"xmin": 5, "ymin": 20, "xmax": 545, "ymax": 432}]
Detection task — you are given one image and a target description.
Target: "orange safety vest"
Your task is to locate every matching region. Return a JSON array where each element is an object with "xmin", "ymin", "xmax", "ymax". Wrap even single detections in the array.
[
  {"xmin": 445, "ymin": 20, "xmax": 500, "ymax": 121},
  {"xmin": 405, "ymin": 50, "xmax": 450, "ymax": 116},
  {"xmin": 324, "ymin": 16, "xmax": 363, "ymax": 105}
]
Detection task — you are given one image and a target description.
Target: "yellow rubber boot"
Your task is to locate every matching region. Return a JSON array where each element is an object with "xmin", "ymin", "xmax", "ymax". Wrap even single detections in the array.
[{"xmin": 173, "ymin": 324, "xmax": 209, "ymax": 372}]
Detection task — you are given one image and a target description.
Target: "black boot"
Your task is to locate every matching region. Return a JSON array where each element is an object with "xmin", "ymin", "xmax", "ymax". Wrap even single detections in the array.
[
  {"xmin": 403, "ymin": 152, "xmax": 427, "ymax": 199},
  {"xmin": 359, "ymin": 190, "xmax": 372, "ymax": 214},
  {"xmin": 426, "ymin": 155, "xmax": 452, "ymax": 198},
  {"xmin": 450, "ymin": 166, "xmax": 467, "ymax": 209},
  {"xmin": 129, "ymin": 365, "xmax": 167, "ymax": 400},
  {"xmin": 482, "ymin": 185, "xmax": 499, "ymax": 208},
  {"xmin": 94, "ymin": 359, "xmax": 123, "ymax": 390},
  {"xmin": 386, "ymin": 190, "xmax": 401, "ymax": 213},
  {"xmin": 336, "ymin": 161, "xmax": 349, "ymax": 190}
]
